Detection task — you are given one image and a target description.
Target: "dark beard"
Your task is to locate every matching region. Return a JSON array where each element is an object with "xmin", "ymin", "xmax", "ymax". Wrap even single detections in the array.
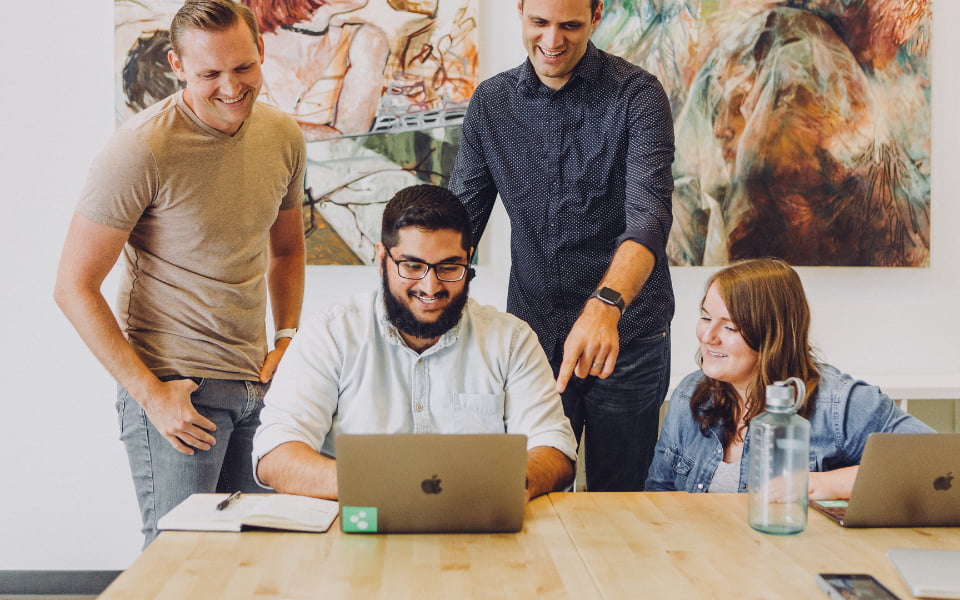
[{"xmin": 381, "ymin": 268, "xmax": 470, "ymax": 342}]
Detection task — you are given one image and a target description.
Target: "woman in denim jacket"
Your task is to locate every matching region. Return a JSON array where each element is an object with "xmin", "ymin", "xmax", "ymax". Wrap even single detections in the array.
[{"xmin": 645, "ymin": 259, "xmax": 933, "ymax": 498}]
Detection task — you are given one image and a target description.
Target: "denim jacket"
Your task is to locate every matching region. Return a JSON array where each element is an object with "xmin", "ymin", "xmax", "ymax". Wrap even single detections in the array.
[{"xmin": 645, "ymin": 364, "xmax": 934, "ymax": 492}]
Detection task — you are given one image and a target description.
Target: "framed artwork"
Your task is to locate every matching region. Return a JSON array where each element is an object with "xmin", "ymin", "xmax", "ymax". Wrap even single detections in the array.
[
  {"xmin": 115, "ymin": 0, "xmax": 478, "ymax": 265},
  {"xmin": 594, "ymin": 0, "xmax": 931, "ymax": 267}
]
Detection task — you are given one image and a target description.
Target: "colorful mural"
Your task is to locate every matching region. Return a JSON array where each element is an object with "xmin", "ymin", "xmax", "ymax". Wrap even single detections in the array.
[
  {"xmin": 594, "ymin": 0, "xmax": 931, "ymax": 267},
  {"xmin": 115, "ymin": 0, "xmax": 478, "ymax": 264}
]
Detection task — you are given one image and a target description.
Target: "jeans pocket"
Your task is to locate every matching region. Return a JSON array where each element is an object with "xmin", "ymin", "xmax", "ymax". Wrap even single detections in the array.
[{"xmin": 116, "ymin": 387, "xmax": 128, "ymax": 436}]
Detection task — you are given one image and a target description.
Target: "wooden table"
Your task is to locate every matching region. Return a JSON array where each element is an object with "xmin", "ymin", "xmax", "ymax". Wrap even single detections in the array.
[
  {"xmin": 99, "ymin": 493, "xmax": 960, "ymax": 599},
  {"xmin": 550, "ymin": 492, "xmax": 960, "ymax": 599},
  {"xmin": 98, "ymin": 495, "xmax": 597, "ymax": 599}
]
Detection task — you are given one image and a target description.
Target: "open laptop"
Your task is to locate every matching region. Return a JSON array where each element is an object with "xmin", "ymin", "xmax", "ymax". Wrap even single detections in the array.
[
  {"xmin": 811, "ymin": 433, "xmax": 960, "ymax": 527},
  {"xmin": 335, "ymin": 433, "xmax": 528, "ymax": 534},
  {"xmin": 887, "ymin": 548, "xmax": 960, "ymax": 599}
]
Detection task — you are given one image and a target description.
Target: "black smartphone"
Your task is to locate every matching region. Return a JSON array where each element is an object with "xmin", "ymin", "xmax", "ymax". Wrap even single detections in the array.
[{"xmin": 815, "ymin": 573, "xmax": 901, "ymax": 600}]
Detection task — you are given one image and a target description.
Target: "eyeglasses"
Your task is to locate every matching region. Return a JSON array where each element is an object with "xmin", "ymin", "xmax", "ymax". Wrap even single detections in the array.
[{"xmin": 386, "ymin": 251, "xmax": 470, "ymax": 282}]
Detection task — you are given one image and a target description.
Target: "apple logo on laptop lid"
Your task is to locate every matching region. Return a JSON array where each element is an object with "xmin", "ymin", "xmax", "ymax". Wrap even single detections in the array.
[
  {"xmin": 421, "ymin": 475, "xmax": 442, "ymax": 494},
  {"xmin": 933, "ymin": 472, "xmax": 954, "ymax": 491}
]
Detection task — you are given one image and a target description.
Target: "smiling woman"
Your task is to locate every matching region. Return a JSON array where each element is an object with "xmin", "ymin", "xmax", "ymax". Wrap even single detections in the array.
[{"xmin": 645, "ymin": 258, "xmax": 934, "ymax": 499}]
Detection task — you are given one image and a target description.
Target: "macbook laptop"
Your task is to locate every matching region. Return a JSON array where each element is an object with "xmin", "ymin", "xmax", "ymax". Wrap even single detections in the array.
[
  {"xmin": 812, "ymin": 433, "xmax": 960, "ymax": 527},
  {"xmin": 887, "ymin": 548, "xmax": 960, "ymax": 599},
  {"xmin": 335, "ymin": 433, "xmax": 528, "ymax": 534}
]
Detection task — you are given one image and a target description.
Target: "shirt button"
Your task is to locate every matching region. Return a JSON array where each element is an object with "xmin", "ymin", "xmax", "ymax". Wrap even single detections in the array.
[
  {"xmin": 697, "ymin": 483, "xmax": 704, "ymax": 490},
  {"xmin": 416, "ymin": 404, "xmax": 423, "ymax": 412}
]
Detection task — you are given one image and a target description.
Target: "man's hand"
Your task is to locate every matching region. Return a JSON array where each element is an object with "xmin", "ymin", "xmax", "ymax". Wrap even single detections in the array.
[
  {"xmin": 556, "ymin": 300, "xmax": 621, "ymax": 393},
  {"xmin": 141, "ymin": 378, "xmax": 216, "ymax": 455},
  {"xmin": 259, "ymin": 337, "xmax": 292, "ymax": 383}
]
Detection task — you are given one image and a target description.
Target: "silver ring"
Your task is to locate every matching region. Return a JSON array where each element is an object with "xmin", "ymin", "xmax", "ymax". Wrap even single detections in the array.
[{"xmin": 591, "ymin": 362, "xmax": 603, "ymax": 368}]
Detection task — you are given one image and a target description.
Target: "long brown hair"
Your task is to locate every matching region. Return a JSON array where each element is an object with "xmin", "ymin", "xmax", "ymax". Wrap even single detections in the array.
[{"xmin": 691, "ymin": 258, "xmax": 820, "ymax": 445}]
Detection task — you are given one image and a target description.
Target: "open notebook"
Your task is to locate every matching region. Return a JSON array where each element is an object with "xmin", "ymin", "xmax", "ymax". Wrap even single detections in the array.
[
  {"xmin": 811, "ymin": 433, "xmax": 960, "ymax": 527},
  {"xmin": 336, "ymin": 433, "xmax": 528, "ymax": 533}
]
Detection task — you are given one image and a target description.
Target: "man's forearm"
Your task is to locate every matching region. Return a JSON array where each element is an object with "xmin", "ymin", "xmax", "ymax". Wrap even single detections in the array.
[
  {"xmin": 55, "ymin": 278, "xmax": 162, "ymax": 405},
  {"xmin": 54, "ymin": 212, "xmax": 163, "ymax": 405},
  {"xmin": 595, "ymin": 239, "xmax": 656, "ymax": 308},
  {"xmin": 257, "ymin": 441, "xmax": 339, "ymax": 500},
  {"xmin": 525, "ymin": 446, "xmax": 575, "ymax": 501},
  {"xmin": 267, "ymin": 207, "xmax": 306, "ymax": 332}
]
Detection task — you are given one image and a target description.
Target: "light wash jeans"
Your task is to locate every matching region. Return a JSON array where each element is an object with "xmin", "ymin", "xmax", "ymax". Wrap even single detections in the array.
[
  {"xmin": 553, "ymin": 329, "xmax": 671, "ymax": 492},
  {"xmin": 117, "ymin": 377, "xmax": 270, "ymax": 546}
]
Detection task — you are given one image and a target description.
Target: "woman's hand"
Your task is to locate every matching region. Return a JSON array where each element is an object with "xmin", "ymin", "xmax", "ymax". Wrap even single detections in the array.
[{"xmin": 808, "ymin": 466, "xmax": 859, "ymax": 501}]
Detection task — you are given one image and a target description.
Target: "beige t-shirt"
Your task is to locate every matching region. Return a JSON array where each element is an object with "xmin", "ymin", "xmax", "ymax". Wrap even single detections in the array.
[{"xmin": 78, "ymin": 91, "xmax": 306, "ymax": 380}]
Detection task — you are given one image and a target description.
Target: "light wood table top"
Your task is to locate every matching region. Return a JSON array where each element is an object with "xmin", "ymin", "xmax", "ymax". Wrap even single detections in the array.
[
  {"xmin": 99, "ymin": 492, "xmax": 960, "ymax": 599},
  {"xmin": 548, "ymin": 492, "xmax": 960, "ymax": 599},
  {"xmin": 98, "ymin": 495, "xmax": 598, "ymax": 600}
]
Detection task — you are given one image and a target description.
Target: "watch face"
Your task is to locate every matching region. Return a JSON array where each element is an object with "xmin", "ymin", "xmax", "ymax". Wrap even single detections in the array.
[{"xmin": 596, "ymin": 287, "xmax": 621, "ymax": 304}]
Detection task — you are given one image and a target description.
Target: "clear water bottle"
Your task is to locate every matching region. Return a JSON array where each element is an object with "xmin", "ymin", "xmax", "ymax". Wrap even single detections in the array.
[{"xmin": 747, "ymin": 377, "xmax": 810, "ymax": 535}]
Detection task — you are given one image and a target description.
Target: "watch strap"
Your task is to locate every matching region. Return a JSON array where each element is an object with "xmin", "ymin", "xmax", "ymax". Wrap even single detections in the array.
[
  {"xmin": 590, "ymin": 287, "xmax": 625, "ymax": 313},
  {"xmin": 273, "ymin": 328, "xmax": 298, "ymax": 344}
]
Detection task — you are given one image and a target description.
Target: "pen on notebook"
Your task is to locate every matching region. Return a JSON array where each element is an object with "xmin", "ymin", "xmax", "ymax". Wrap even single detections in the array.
[{"xmin": 216, "ymin": 491, "xmax": 241, "ymax": 511}]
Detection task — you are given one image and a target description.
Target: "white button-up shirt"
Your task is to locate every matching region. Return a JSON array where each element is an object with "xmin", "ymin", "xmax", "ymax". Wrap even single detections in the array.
[{"xmin": 253, "ymin": 290, "xmax": 577, "ymax": 473}]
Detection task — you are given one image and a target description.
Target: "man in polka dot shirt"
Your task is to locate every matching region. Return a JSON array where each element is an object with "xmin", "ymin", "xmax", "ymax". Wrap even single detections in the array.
[{"xmin": 450, "ymin": 0, "xmax": 675, "ymax": 491}]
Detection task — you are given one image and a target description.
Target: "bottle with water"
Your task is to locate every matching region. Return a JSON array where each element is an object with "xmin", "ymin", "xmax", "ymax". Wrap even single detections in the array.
[{"xmin": 747, "ymin": 377, "xmax": 811, "ymax": 535}]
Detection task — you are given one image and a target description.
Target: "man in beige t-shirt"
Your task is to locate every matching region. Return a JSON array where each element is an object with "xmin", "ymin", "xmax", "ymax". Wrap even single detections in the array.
[{"xmin": 55, "ymin": 0, "xmax": 306, "ymax": 545}]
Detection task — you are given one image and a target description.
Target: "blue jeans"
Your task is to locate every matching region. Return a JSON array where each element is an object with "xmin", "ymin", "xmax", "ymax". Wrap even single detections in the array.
[
  {"xmin": 553, "ymin": 330, "xmax": 671, "ymax": 491},
  {"xmin": 117, "ymin": 377, "xmax": 271, "ymax": 546}
]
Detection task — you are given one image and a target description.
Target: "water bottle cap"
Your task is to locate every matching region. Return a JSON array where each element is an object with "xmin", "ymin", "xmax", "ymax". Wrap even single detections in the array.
[{"xmin": 766, "ymin": 380, "xmax": 796, "ymax": 408}]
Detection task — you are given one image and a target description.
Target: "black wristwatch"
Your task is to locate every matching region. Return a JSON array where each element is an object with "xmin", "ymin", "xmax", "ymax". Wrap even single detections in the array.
[{"xmin": 589, "ymin": 287, "xmax": 625, "ymax": 313}]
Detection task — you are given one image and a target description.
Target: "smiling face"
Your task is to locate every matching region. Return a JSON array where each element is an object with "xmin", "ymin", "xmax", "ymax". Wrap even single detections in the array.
[
  {"xmin": 696, "ymin": 282, "xmax": 760, "ymax": 401},
  {"xmin": 377, "ymin": 227, "xmax": 472, "ymax": 352},
  {"xmin": 168, "ymin": 21, "xmax": 264, "ymax": 135},
  {"xmin": 518, "ymin": 0, "xmax": 602, "ymax": 90}
]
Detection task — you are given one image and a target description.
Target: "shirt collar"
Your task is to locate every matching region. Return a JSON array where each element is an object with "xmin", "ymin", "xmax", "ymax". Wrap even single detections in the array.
[
  {"xmin": 374, "ymin": 288, "xmax": 464, "ymax": 355},
  {"xmin": 517, "ymin": 41, "xmax": 603, "ymax": 94}
]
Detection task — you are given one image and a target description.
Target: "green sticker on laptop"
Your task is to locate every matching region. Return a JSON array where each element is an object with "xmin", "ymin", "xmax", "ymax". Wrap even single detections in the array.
[{"xmin": 341, "ymin": 506, "xmax": 378, "ymax": 533}]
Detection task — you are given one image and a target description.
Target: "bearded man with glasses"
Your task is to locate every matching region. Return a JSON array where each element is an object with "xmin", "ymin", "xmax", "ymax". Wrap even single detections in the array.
[{"xmin": 253, "ymin": 184, "xmax": 577, "ymax": 502}]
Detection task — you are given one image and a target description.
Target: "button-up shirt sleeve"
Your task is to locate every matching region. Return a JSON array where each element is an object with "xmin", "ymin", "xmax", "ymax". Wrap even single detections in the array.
[
  {"xmin": 253, "ymin": 307, "xmax": 344, "ymax": 474},
  {"xmin": 813, "ymin": 365, "xmax": 935, "ymax": 469},
  {"xmin": 450, "ymin": 90, "xmax": 500, "ymax": 245},
  {"xmin": 501, "ymin": 317, "xmax": 578, "ymax": 461},
  {"xmin": 618, "ymin": 71, "xmax": 675, "ymax": 265}
]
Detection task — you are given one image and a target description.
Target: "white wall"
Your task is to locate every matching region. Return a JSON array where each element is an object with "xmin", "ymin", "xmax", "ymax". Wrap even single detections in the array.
[{"xmin": 0, "ymin": 1, "xmax": 956, "ymax": 569}]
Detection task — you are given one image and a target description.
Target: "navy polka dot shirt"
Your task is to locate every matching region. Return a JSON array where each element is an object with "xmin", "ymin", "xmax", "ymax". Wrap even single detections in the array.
[{"xmin": 450, "ymin": 42, "xmax": 676, "ymax": 361}]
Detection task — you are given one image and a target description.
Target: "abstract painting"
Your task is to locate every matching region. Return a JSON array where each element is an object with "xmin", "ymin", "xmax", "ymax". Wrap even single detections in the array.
[
  {"xmin": 594, "ymin": 0, "xmax": 931, "ymax": 267},
  {"xmin": 115, "ymin": 0, "xmax": 478, "ymax": 264}
]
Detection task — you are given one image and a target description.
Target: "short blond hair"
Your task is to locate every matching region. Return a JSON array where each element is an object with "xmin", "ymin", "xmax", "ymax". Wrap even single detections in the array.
[{"xmin": 170, "ymin": 0, "xmax": 261, "ymax": 57}]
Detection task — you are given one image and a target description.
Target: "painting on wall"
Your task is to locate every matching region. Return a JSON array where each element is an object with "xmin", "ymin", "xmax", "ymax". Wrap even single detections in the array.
[
  {"xmin": 115, "ymin": 0, "xmax": 478, "ymax": 265},
  {"xmin": 594, "ymin": 0, "xmax": 931, "ymax": 267}
]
